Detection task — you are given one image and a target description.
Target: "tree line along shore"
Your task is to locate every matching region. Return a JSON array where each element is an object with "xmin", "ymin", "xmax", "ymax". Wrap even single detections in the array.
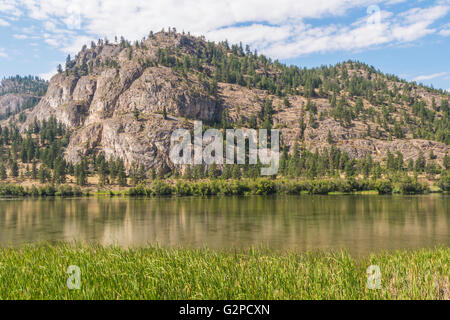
[
  {"xmin": 0, "ymin": 117, "xmax": 449, "ymax": 197},
  {"xmin": 0, "ymin": 175, "xmax": 448, "ymax": 197}
]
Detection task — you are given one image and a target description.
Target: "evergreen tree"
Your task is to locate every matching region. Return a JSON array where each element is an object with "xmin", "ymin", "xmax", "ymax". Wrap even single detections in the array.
[
  {"xmin": 0, "ymin": 163, "xmax": 6, "ymax": 180},
  {"xmin": 288, "ymin": 142, "xmax": 301, "ymax": 177},
  {"xmin": 221, "ymin": 165, "xmax": 232, "ymax": 179},
  {"xmin": 38, "ymin": 165, "xmax": 49, "ymax": 183},
  {"xmin": 133, "ymin": 105, "xmax": 140, "ymax": 121},
  {"xmin": 231, "ymin": 165, "xmax": 241, "ymax": 179},
  {"xmin": 429, "ymin": 150, "xmax": 437, "ymax": 160},
  {"xmin": 208, "ymin": 163, "xmax": 219, "ymax": 179},
  {"xmin": 327, "ymin": 130, "xmax": 334, "ymax": 144},
  {"xmin": 150, "ymin": 168, "xmax": 157, "ymax": 180},
  {"xmin": 117, "ymin": 162, "xmax": 127, "ymax": 186},
  {"xmin": 444, "ymin": 153, "xmax": 450, "ymax": 170},
  {"xmin": 415, "ymin": 151, "xmax": 426, "ymax": 173},
  {"xmin": 74, "ymin": 163, "xmax": 87, "ymax": 186},
  {"xmin": 10, "ymin": 160, "xmax": 19, "ymax": 178}
]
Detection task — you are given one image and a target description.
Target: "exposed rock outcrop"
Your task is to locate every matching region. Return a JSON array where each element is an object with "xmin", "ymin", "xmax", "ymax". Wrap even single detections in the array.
[
  {"xmin": 0, "ymin": 77, "xmax": 47, "ymax": 118},
  {"xmin": 0, "ymin": 93, "xmax": 35, "ymax": 115}
]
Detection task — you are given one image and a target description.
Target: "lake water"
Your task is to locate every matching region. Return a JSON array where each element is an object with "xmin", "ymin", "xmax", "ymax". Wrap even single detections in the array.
[{"xmin": 0, "ymin": 195, "xmax": 448, "ymax": 255}]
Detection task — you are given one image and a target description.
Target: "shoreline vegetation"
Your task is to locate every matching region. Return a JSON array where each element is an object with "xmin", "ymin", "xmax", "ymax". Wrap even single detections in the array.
[
  {"xmin": 0, "ymin": 176, "xmax": 448, "ymax": 198},
  {"xmin": 0, "ymin": 244, "xmax": 448, "ymax": 299},
  {"xmin": 0, "ymin": 117, "xmax": 448, "ymax": 198}
]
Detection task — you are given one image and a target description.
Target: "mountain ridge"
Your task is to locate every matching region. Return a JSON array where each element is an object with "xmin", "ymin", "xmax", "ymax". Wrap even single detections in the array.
[{"xmin": 1, "ymin": 30, "xmax": 449, "ymax": 173}]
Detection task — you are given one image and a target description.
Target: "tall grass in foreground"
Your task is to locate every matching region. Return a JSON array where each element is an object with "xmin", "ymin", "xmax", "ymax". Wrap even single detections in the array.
[{"xmin": 0, "ymin": 245, "xmax": 448, "ymax": 300}]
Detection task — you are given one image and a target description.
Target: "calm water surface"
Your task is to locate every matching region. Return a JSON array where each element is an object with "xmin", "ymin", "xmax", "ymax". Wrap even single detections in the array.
[{"xmin": 0, "ymin": 195, "xmax": 448, "ymax": 255}]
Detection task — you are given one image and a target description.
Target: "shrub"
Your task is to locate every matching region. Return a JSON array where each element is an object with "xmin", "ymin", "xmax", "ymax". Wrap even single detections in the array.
[
  {"xmin": 229, "ymin": 180, "xmax": 249, "ymax": 195},
  {"xmin": 374, "ymin": 180, "xmax": 393, "ymax": 194},
  {"xmin": 217, "ymin": 180, "xmax": 233, "ymax": 196},
  {"xmin": 152, "ymin": 180, "xmax": 173, "ymax": 196},
  {"xmin": 276, "ymin": 180, "xmax": 303, "ymax": 195},
  {"xmin": 398, "ymin": 176, "xmax": 427, "ymax": 195},
  {"xmin": 74, "ymin": 186, "xmax": 83, "ymax": 197},
  {"xmin": 0, "ymin": 184, "xmax": 26, "ymax": 196},
  {"xmin": 31, "ymin": 185, "xmax": 39, "ymax": 197},
  {"xmin": 175, "ymin": 181, "xmax": 193, "ymax": 196},
  {"xmin": 250, "ymin": 179, "xmax": 276, "ymax": 195},
  {"xmin": 438, "ymin": 171, "xmax": 450, "ymax": 192},
  {"xmin": 309, "ymin": 180, "xmax": 332, "ymax": 195},
  {"xmin": 192, "ymin": 181, "xmax": 213, "ymax": 196},
  {"xmin": 56, "ymin": 185, "xmax": 73, "ymax": 197}
]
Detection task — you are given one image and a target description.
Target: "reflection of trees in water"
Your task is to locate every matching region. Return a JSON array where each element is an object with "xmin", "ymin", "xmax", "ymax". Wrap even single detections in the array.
[{"xmin": 0, "ymin": 195, "xmax": 448, "ymax": 255}]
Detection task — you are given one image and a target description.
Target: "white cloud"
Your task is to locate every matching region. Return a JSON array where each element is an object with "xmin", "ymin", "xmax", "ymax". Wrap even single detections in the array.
[
  {"xmin": 386, "ymin": 0, "xmax": 407, "ymax": 4},
  {"xmin": 391, "ymin": 5, "xmax": 449, "ymax": 42},
  {"xmin": 39, "ymin": 69, "xmax": 57, "ymax": 81},
  {"xmin": 206, "ymin": 24, "xmax": 293, "ymax": 50},
  {"xmin": 43, "ymin": 20, "xmax": 57, "ymax": 32},
  {"xmin": 439, "ymin": 23, "xmax": 450, "ymax": 36},
  {"xmin": 13, "ymin": 34, "xmax": 27, "ymax": 39},
  {"xmin": 397, "ymin": 5, "xmax": 448, "ymax": 24},
  {"xmin": 260, "ymin": 18, "xmax": 394, "ymax": 58},
  {"xmin": 413, "ymin": 72, "xmax": 447, "ymax": 82},
  {"xmin": 2, "ymin": 0, "xmax": 450, "ymax": 60},
  {"xmin": 0, "ymin": 48, "xmax": 7, "ymax": 58},
  {"xmin": 233, "ymin": 4, "xmax": 450, "ymax": 59},
  {"xmin": 0, "ymin": 18, "xmax": 10, "ymax": 26},
  {"xmin": 60, "ymin": 35, "xmax": 95, "ymax": 54},
  {"xmin": 21, "ymin": 26, "xmax": 36, "ymax": 34},
  {"xmin": 11, "ymin": 0, "xmax": 381, "ymax": 34},
  {"xmin": 0, "ymin": 0, "xmax": 22, "ymax": 17}
]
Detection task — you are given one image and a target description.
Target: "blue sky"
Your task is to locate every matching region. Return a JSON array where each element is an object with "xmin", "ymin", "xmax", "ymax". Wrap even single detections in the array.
[{"xmin": 1, "ymin": 0, "xmax": 449, "ymax": 91}]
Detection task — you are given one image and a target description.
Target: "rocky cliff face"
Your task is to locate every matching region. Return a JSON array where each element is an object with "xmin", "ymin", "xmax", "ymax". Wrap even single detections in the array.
[
  {"xmin": 26, "ymin": 67, "xmax": 218, "ymax": 169},
  {"xmin": 0, "ymin": 94, "xmax": 34, "ymax": 116},
  {"xmin": 14, "ymin": 31, "xmax": 449, "ymax": 170},
  {"xmin": 22, "ymin": 33, "xmax": 220, "ymax": 170},
  {"xmin": 0, "ymin": 77, "xmax": 46, "ymax": 118}
]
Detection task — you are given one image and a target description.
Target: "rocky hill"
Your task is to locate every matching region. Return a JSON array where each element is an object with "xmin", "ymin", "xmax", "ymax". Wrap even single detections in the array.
[
  {"xmin": 4, "ymin": 30, "xmax": 449, "ymax": 171},
  {"xmin": 0, "ymin": 76, "xmax": 48, "ymax": 121}
]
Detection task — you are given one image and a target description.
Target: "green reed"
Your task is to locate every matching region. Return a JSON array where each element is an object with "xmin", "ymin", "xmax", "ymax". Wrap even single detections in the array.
[{"xmin": 0, "ymin": 245, "xmax": 448, "ymax": 300}]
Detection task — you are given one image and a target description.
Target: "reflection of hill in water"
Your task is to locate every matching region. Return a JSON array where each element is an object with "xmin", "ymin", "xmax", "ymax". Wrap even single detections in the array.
[{"xmin": 0, "ymin": 195, "xmax": 448, "ymax": 255}]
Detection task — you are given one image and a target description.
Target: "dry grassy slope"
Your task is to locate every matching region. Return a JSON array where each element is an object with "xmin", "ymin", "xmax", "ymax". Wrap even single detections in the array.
[
  {"xmin": 4, "ymin": 31, "xmax": 449, "ymax": 169},
  {"xmin": 220, "ymin": 80, "xmax": 448, "ymax": 164}
]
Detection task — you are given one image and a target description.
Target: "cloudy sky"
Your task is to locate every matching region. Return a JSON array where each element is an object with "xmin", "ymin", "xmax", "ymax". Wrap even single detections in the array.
[{"xmin": 1, "ymin": 0, "xmax": 449, "ymax": 90}]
